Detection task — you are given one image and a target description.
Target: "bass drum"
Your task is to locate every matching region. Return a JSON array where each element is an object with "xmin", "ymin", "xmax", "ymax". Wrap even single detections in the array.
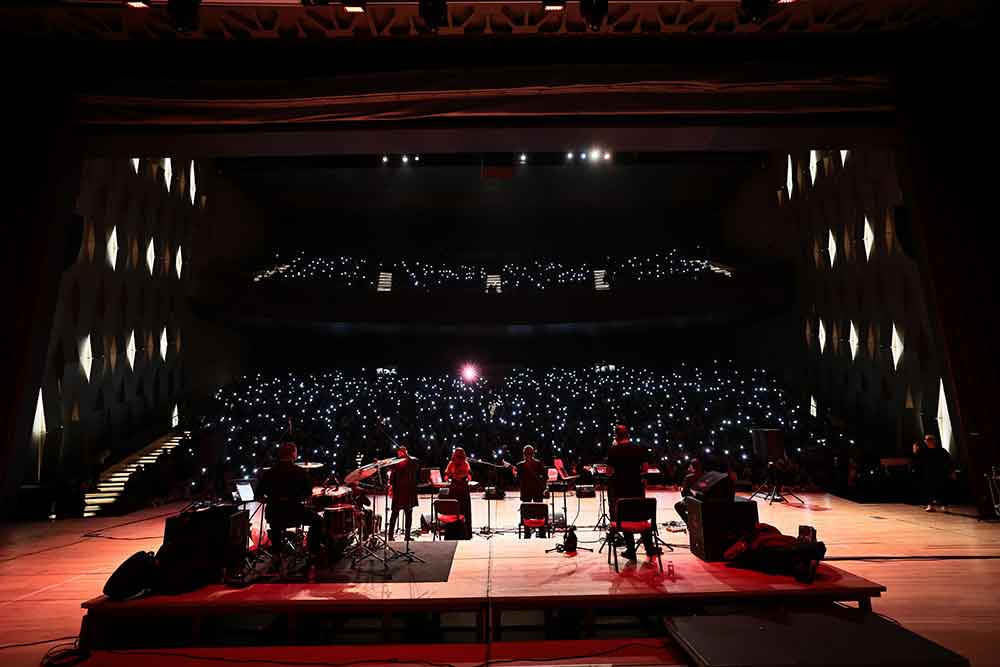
[{"xmin": 323, "ymin": 504, "xmax": 357, "ymax": 536}]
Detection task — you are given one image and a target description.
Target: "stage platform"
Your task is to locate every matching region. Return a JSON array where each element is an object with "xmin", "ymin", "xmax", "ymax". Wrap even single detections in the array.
[
  {"xmin": 79, "ymin": 537, "xmax": 885, "ymax": 649},
  {"xmin": 3, "ymin": 491, "xmax": 1000, "ymax": 666}
]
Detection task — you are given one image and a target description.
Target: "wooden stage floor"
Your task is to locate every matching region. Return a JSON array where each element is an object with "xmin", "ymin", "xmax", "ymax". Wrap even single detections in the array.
[{"xmin": 3, "ymin": 490, "xmax": 1000, "ymax": 665}]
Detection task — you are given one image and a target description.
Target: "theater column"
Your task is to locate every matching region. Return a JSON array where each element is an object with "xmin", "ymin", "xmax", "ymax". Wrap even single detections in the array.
[
  {"xmin": 0, "ymin": 95, "xmax": 82, "ymax": 500},
  {"xmin": 895, "ymin": 59, "xmax": 998, "ymax": 518}
]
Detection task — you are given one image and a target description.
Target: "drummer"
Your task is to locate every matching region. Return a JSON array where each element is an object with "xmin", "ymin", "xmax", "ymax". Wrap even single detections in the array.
[
  {"xmin": 257, "ymin": 442, "xmax": 325, "ymax": 557},
  {"xmin": 388, "ymin": 445, "xmax": 420, "ymax": 541}
]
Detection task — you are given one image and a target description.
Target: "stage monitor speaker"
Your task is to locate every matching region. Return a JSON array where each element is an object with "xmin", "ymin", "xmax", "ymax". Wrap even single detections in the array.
[
  {"xmin": 104, "ymin": 551, "xmax": 158, "ymax": 600},
  {"xmin": 691, "ymin": 471, "xmax": 735, "ymax": 503},
  {"xmin": 159, "ymin": 504, "xmax": 248, "ymax": 593},
  {"xmin": 484, "ymin": 486, "xmax": 506, "ymax": 500},
  {"xmin": 686, "ymin": 497, "xmax": 759, "ymax": 562},
  {"xmin": 751, "ymin": 428, "xmax": 785, "ymax": 462}
]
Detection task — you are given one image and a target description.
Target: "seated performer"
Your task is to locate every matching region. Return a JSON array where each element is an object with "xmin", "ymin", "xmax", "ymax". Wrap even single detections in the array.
[
  {"xmin": 444, "ymin": 447, "xmax": 474, "ymax": 539},
  {"xmin": 511, "ymin": 445, "xmax": 548, "ymax": 537},
  {"xmin": 388, "ymin": 445, "xmax": 420, "ymax": 541},
  {"xmin": 257, "ymin": 442, "xmax": 324, "ymax": 555},
  {"xmin": 607, "ymin": 425, "xmax": 661, "ymax": 561},
  {"xmin": 674, "ymin": 457, "xmax": 705, "ymax": 525}
]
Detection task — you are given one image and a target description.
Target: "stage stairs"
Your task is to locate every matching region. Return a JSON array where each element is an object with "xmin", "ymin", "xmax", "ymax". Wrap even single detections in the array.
[{"xmin": 83, "ymin": 430, "xmax": 189, "ymax": 517}]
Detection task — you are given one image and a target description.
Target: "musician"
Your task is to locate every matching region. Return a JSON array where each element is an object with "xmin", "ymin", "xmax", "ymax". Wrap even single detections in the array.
[
  {"xmin": 607, "ymin": 425, "xmax": 660, "ymax": 561},
  {"xmin": 257, "ymin": 442, "xmax": 324, "ymax": 555},
  {"xmin": 674, "ymin": 457, "xmax": 705, "ymax": 525},
  {"xmin": 511, "ymin": 445, "xmax": 547, "ymax": 537},
  {"xmin": 388, "ymin": 445, "xmax": 420, "ymax": 541},
  {"xmin": 444, "ymin": 447, "xmax": 474, "ymax": 539}
]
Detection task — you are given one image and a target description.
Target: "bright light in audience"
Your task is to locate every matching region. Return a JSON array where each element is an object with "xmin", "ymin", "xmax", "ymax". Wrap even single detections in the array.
[
  {"xmin": 566, "ymin": 152, "xmax": 573, "ymax": 160},
  {"xmin": 461, "ymin": 364, "xmax": 479, "ymax": 383},
  {"xmin": 382, "ymin": 156, "xmax": 388, "ymax": 163}
]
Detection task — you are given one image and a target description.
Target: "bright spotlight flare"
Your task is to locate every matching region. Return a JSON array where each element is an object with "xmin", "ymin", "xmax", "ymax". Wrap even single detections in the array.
[{"xmin": 461, "ymin": 364, "xmax": 480, "ymax": 383}]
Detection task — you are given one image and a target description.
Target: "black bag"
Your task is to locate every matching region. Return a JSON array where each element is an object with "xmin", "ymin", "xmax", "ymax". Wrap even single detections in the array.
[{"xmin": 103, "ymin": 551, "xmax": 158, "ymax": 600}]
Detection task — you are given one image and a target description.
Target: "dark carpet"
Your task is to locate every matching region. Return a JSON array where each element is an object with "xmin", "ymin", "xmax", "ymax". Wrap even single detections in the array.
[{"xmin": 317, "ymin": 539, "xmax": 458, "ymax": 583}]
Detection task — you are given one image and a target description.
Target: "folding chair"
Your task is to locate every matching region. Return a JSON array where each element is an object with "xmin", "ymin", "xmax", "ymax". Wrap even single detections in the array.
[
  {"xmin": 518, "ymin": 502, "xmax": 549, "ymax": 539},
  {"xmin": 607, "ymin": 497, "xmax": 663, "ymax": 573},
  {"xmin": 432, "ymin": 498, "xmax": 465, "ymax": 540}
]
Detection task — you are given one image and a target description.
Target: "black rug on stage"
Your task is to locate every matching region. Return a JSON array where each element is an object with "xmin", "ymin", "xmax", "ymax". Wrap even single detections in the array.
[{"xmin": 317, "ymin": 540, "xmax": 458, "ymax": 583}]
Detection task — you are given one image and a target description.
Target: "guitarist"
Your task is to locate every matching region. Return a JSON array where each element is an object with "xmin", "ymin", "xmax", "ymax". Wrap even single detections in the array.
[{"xmin": 510, "ymin": 445, "xmax": 548, "ymax": 537}]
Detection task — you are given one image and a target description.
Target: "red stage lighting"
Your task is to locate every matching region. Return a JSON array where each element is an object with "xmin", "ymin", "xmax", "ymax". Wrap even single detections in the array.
[{"xmin": 461, "ymin": 364, "xmax": 479, "ymax": 383}]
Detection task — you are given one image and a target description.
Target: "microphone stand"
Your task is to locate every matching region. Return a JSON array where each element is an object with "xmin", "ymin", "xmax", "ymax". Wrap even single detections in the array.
[{"xmin": 468, "ymin": 458, "xmax": 506, "ymax": 538}]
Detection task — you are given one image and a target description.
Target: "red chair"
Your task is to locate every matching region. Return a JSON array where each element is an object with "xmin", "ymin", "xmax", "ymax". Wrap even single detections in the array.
[
  {"xmin": 608, "ymin": 497, "xmax": 663, "ymax": 573},
  {"xmin": 518, "ymin": 502, "xmax": 549, "ymax": 539},
  {"xmin": 432, "ymin": 498, "xmax": 465, "ymax": 540}
]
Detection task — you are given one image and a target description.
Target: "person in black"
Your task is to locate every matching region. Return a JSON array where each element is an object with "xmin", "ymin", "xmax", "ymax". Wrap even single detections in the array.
[
  {"xmin": 674, "ymin": 457, "xmax": 705, "ymax": 525},
  {"xmin": 913, "ymin": 434, "xmax": 955, "ymax": 512},
  {"xmin": 388, "ymin": 445, "xmax": 420, "ymax": 540},
  {"xmin": 511, "ymin": 445, "xmax": 548, "ymax": 537},
  {"xmin": 607, "ymin": 425, "xmax": 660, "ymax": 560},
  {"xmin": 257, "ymin": 442, "xmax": 324, "ymax": 555}
]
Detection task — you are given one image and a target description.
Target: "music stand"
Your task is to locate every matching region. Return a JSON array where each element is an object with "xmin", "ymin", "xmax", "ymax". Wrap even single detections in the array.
[{"xmin": 468, "ymin": 458, "xmax": 507, "ymax": 538}]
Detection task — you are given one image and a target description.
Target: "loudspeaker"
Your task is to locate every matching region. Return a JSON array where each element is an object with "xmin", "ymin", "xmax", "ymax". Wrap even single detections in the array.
[
  {"xmin": 159, "ymin": 505, "xmax": 248, "ymax": 593},
  {"xmin": 686, "ymin": 497, "xmax": 759, "ymax": 562},
  {"xmin": 691, "ymin": 471, "xmax": 735, "ymax": 502},
  {"xmin": 575, "ymin": 485, "xmax": 596, "ymax": 498},
  {"xmin": 751, "ymin": 428, "xmax": 785, "ymax": 462},
  {"xmin": 104, "ymin": 551, "xmax": 158, "ymax": 600},
  {"xmin": 483, "ymin": 486, "xmax": 506, "ymax": 500}
]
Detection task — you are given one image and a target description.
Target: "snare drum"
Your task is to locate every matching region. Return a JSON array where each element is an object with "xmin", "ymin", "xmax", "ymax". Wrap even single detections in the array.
[{"xmin": 324, "ymin": 504, "xmax": 356, "ymax": 536}]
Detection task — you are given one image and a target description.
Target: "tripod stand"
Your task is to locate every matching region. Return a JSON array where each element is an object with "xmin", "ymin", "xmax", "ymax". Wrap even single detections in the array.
[
  {"xmin": 749, "ymin": 463, "xmax": 804, "ymax": 505},
  {"xmin": 470, "ymin": 458, "xmax": 507, "ymax": 538}
]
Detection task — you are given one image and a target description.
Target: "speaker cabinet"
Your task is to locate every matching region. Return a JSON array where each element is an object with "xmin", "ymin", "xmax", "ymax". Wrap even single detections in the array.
[{"xmin": 686, "ymin": 497, "xmax": 759, "ymax": 562}]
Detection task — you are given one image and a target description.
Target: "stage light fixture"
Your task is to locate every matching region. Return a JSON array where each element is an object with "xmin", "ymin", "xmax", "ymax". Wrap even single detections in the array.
[
  {"xmin": 580, "ymin": 152, "xmax": 587, "ymax": 160},
  {"xmin": 402, "ymin": 155, "xmax": 409, "ymax": 163},
  {"xmin": 414, "ymin": 155, "xmax": 420, "ymax": 162},
  {"xmin": 343, "ymin": 0, "xmax": 366, "ymax": 13},
  {"xmin": 603, "ymin": 151, "xmax": 611, "ymax": 161},
  {"xmin": 419, "ymin": 0, "xmax": 447, "ymax": 31},
  {"xmin": 580, "ymin": 0, "xmax": 607, "ymax": 31},
  {"xmin": 126, "ymin": 0, "xmax": 150, "ymax": 8},
  {"xmin": 543, "ymin": 0, "xmax": 565, "ymax": 11},
  {"xmin": 589, "ymin": 148, "xmax": 600, "ymax": 160},
  {"xmin": 381, "ymin": 155, "xmax": 389, "ymax": 163},
  {"xmin": 741, "ymin": 0, "xmax": 777, "ymax": 23},
  {"xmin": 566, "ymin": 152, "xmax": 574, "ymax": 160},
  {"xmin": 167, "ymin": 0, "xmax": 201, "ymax": 32}
]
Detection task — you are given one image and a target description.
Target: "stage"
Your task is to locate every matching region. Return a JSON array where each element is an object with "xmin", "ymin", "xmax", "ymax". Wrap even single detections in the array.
[{"xmin": 3, "ymin": 491, "xmax": 999, "ymax": 665}]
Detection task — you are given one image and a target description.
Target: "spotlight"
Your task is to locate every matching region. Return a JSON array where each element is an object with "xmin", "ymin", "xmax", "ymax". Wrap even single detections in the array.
[
  {"xmin": 461, "ymin": 364, "xmax": 479, "ymax": 383},
  {"xmin": 519, "ymin": 153, "xmax": 527, "ymax": 163},
  {"xmin": 566, "ymin": 152, "xmax": 574, "ymax": 160},
  {"xmin": 402, "ymin": 155, "xmax": 409, "ymax": 164},
  {"xmin": 543, "ymin": 0, "xmax": 565, "ymax": 11},
  {"xmin": 342, "ymin": 0, "xmax": 366, "ymax": 12},
  {"xmin": 167, "ymin": 0, "xmax": 201, "ymax": 32},
  {"xmin": 419, "ymin": 0, "xmax": 447, "ymax": 31},
  {"xmin": 741, "ymin": 0, "xmax": 777, "ymax": 23},
  {"xmin": 580, "ymin": 152, "xmax": 587, "ymax": 160},
  {"xmin": 414, "ymin": 155, "xmax": 420, "ymax": 162},
  {"xmin": 126, "ymin": 0, "xmax": 150, "ymax": 7},
  {"xmin": 381, "ymin": 155, "xmax": 389, "ymax": 163},
  {"xmin": 579, "ymin": 0, "xmax": 607, "ymax": 31},
  {"xmin": 589, "ymin": 148, "xmax": 600, "ymax": 161},
  {"xmin": 603, "ymin": 151, "xmax": 611, "ymax": 161}
]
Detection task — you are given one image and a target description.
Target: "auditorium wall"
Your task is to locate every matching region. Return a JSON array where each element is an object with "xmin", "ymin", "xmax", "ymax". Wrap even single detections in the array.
[
  {"xmin": 24, "ymin": 157, "xmax": 268, "ymax": 492},
  {"xmin": 724, "ymin": 149, "xmax": 952, "ymax": 461}
]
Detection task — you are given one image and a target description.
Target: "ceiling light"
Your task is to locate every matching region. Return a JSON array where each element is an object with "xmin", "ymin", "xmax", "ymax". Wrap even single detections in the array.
[
  {"xmin": 580, "ymin": 0, "xmax": 607, "ymax": 30},
  {"xmin": 343, "ymin": 0, "xmax": 366, "ymax": 13},
  {"xmin": 543, "ymin": 0, "xmax": 565, "ymax": 11},
  {"xmin": 419, "ymin": 0, "xmax": 447, "ymax": 30}
]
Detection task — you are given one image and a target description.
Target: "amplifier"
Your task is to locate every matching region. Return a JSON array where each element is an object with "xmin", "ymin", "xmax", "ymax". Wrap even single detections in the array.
[
  {"xmin": 686, "ymin": 497, "xmax": 758, "ymax": 562},
  {"xmin": 575, "ymin": 485, "xmax": 596, "ymax": 498}
]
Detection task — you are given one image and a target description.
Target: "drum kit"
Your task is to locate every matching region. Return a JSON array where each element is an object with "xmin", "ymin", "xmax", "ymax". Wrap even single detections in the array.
[{"xmin": 309, "ymin": 456, "xmax": 424, "ymax": 574}]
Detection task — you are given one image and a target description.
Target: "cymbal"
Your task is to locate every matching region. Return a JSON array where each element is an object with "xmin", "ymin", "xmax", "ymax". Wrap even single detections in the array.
[
  {"xmin": 343, "ymin": 457, "xmax": 406, "ymax": 485},
  {"xmin": 297, "ymin": 461, "xmax": 324, "ymax": 470}
]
